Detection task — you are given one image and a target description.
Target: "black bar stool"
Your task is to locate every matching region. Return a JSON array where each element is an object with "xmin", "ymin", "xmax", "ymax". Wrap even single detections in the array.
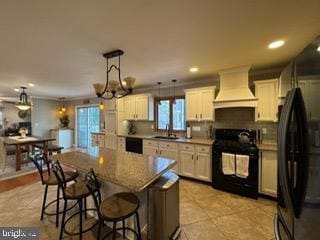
[
  {"xmin": 30, "ymin": 154, "xmax": 78, "ymax": 227},
  {"xmin": 53, "ymin": 163, "xmax": 101, "ymax": 240},
  {"xmin": 89, "ymin": 186, "xmax": 142, "ymax": 240},
  {"xmin": 35, "ymin": 143, "xmax": 64, "ymax": 155}
]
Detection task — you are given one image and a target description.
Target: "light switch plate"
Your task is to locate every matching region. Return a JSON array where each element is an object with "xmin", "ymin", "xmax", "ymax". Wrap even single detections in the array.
[{"xmin": 192, "ymin": 126, "xmax": 201, "ymax": 131}]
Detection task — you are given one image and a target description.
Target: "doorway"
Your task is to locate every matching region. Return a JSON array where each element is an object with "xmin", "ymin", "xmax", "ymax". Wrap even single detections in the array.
[{"xmin": 76, "ymin": 105, "xmax": 100, "ymax": 148}]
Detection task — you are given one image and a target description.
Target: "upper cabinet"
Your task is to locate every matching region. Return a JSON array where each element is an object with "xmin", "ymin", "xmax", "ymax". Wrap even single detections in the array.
[
  {"xmin": 124, "ymin": 94, "xmax": 154, "ymax": 121},
  {"xmin": 298, "ymin": 79, "xmax": 320, "ymax": 121},
  {"xmin": 185, "ymin": 87, "xmax": 216, "ymax": 121},
  {"xmin": 254, "ymin": 79, "xmax": 278, "ymax": 122}
]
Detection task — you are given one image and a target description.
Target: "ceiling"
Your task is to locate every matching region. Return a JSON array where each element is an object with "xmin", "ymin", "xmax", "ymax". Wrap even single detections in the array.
[{"xmin": 0, "ymin": 0, "xmax": 319, "ymax": 99}]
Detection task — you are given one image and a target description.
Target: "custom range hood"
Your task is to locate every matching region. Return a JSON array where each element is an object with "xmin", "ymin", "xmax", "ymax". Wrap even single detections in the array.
[{"xmin": 214, "ymin": 65, "xmax": 257, "ymax": 109}]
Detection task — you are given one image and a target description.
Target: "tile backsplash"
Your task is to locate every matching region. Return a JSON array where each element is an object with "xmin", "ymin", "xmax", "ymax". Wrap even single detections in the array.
[{"xmin": 126, "ymin": 107, "xmax": 277, "ymax": 143}]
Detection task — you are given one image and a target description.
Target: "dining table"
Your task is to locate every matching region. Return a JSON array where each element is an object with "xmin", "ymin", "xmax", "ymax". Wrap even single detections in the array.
[{"xmin": 2, "ymin": 135, "xmax": 55, "ymax": 171}]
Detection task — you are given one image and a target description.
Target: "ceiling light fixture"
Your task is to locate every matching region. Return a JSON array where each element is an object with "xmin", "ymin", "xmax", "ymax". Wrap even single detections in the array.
[
  {"xmin": 14, "ymin": 88, "xmax": 20, "ymax": 92},
  {"xmin": 317, "ymin": 46, "xmax": 320, "ymax": 52},
  {"xmin": 189, "ymin": 67, "xmax": 199, "ymax": 73},
  {"xmin": 16, "ymin": 87, "xmax": 31, "ymax": 110},
  {"xmin": 93, "ymin": 49, "xmax": 135, "ymax": 100},
  {"xmin": 268, "ymin": 40, "xmax": 285, "ymax": 49},
  {"xmin": 99, "ymin": 102, "xmax": 104, "ymax": 110},
  {"xmin": 28, "ymin": 83, "xmax": 35, "ymax": 87}
]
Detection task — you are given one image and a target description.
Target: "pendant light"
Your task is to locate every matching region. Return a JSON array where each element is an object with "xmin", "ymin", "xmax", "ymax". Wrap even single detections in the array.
[
  {"xmin": 157, "ymin": 82, "xmax": 162, "ymax": 106},
  {"xmin": 16, "ymin": 87, "xmax": 31, "ymax": 110},
  {"xmin": 58, "ymin": 98, "xmax": 66, "ymax": 114},
  {"xmin": 172, "ymin": 79, "xmax": 177, "ymax": 105},
  {"xmin": 93, "ymin": 49, "xmax": 136, "ymax": 100}
]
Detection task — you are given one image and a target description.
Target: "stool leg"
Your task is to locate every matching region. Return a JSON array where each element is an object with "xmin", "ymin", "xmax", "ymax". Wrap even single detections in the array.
[
  {"xmin": 59, "ymin": 200, "xmax": 67, "ymax": 240},
  {"xmin": 84, "ymin": 197, "xmax": 87, "ymax": 219},
  {"xmin": 122, "ymin": 220, "xmax": 126, "ymax": 238},
  {"xmin": 40, "ymin": 185, "xmax": 48, "ymax": 220},
  {"xmin": 56, "ymin": 186, "xmax": 60, "ymax": 227},
  {"xmin": 136, "ymin": 212, "xmax": 142, "ymax": 240},
  {"xmin": 79, "ymin": 199, "xmax": 83, "ymax": 240},
  {"xmin": 112, "ymin": 222, "xmax": 116, "ymax": 240},
  {"xmin": 97, "ymin": 220, "xmax": 102, "ymax": 240}
]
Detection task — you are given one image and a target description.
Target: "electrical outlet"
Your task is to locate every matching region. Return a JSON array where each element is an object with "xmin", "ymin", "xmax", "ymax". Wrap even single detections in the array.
[
  {"xmin": 192, "ymin": 126, "xmax": 201, "ymax": 131},
  {"xmin": 262, "ymin": 128, "xmax": 267, "ymax": 134}
]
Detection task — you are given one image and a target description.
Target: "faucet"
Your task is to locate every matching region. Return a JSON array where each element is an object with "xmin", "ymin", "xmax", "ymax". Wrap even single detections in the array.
[{"xmin": 165, "ymin": 124, "xmax": 173, "ymax": 137}]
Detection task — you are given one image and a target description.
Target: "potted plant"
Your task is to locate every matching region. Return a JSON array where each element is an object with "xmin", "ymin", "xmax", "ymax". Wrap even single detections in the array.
[{"xmin": 60, "ymin": 115, "xmax": 70, "ymax": 128}]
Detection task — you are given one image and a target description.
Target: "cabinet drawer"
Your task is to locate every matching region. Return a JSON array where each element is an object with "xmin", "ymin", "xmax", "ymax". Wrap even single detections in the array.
[
  {"xmin": 98, "ymin": 135, "xmax": 105, "ymax": 141},
  {"xmin": 118, "ymin": 137, "xmax": 125, "ymax": 143},
  {"xmin": 180, "ymin": 143, "xmax": 195, "ymax": 152},
  {"xmin": 195, "ymin": 145, "xmax": 210, "ymax": 154},
  {"xmin": 143, "ymin": 140, "xmax": 158, "ymax": 148},
  {"xmin": 159, "ymin": 141, "xmax": 177, "ymax": 150}
]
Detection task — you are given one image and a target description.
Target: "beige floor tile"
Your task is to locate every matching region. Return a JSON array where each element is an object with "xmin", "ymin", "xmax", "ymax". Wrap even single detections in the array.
[
  {"xmin": 260, "ymin": 204, "xmax": 277, "ymax": 217},
  {"xmin": 183, "ymin": 219, "xmax": 228, "ymax": 240},
  {"xmin": 180, "ymin": 200, "xmax": 209, "ymax": 225},
  {"xmin": 196, "ymin": 195, "xmax": 235, "ymax": 219},
  {"xmin": 213, "ymin": 213, "xmax": 269, "ymax": 240}
]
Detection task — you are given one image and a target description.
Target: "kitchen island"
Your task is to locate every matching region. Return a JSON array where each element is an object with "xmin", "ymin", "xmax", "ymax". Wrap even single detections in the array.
[{"xmin": 50, "ymin": 147, "xmax": 178, "ymax": 238}]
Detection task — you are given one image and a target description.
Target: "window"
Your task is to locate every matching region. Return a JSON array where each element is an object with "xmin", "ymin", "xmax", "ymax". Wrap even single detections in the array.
[{"xmin": 156, "ymin": 97, "xmax": 186, "ymax": 131}]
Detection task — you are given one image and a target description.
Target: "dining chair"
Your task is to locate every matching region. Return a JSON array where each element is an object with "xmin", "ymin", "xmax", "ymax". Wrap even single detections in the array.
[{"xmin": 0, "ymin": 139, "xmax": 7, "ymax": 172}]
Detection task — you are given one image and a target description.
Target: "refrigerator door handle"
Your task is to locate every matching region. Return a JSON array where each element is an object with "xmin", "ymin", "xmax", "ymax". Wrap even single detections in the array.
[
  {"xmin": 278, "ymin": 89, "xmax": 296, "ymax": 217},
  {"xmin": 273, "ymin": 214, "xmax": 281, "ymax": 240}
]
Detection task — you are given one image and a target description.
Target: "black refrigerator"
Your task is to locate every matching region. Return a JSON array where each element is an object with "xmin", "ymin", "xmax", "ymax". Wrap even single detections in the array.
[{"xmin": 275, "ymin": 36, "xmax": 320, "ymax": 239}]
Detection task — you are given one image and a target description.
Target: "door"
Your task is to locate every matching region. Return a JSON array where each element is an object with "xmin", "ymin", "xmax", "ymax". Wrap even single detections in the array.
[
  {"xmin": 124, "ymin": 96, "xmax": 136, "ymax": 120},
  {"xmin": 185, "ymin": 91, "xmax": 199, "ymax": 121},
  {"xmin": 260, "ymin": 150, "xmax": 277, "ymax": 197},
  {"xmin": 136, "ymin": 95, "xmax": 149, "ymax": 120},
  {"xmin": 199, "ymin": 89, "xmax": 214, "ymax": 121},
  {"xmin": 278, "ymin": 88, "xmax": 309, "ymax": 239},
  {"xmin": 143, "ymin": 147, "xmax": 158, "ymax": 156},
  {"xmin": 180, "ymin": 151, "xmax": 195, "ymax": 177},
  {"xmin": 76, "ymin": 106, "xmax": 100, "ymax": 148},
  {"xmin": 195, "ymin": 153, "xmax": 211, "ymax": 181},
  {"xmin": 160, "ymin": 149, "xmax": 178, "ymax": 173},
  {"xmin": 256, "ymin": 81, "xmax": 277, "ymax": 121}
]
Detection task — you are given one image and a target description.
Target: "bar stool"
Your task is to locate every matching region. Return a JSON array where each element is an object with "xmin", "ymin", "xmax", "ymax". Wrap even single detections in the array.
[
  {"xmin": 53, "ymin": 163, "xmax": 101, "ymax": 240},
  {"xmin": 30, "ymin": 154, "xmax": 78, "ymax": 227},
  {"xmin": 90, "ymin": 187, "xmax": 142, "ymax": 240},
  {"xmin": 35, "ymin": 143, "xmax": 64, "ymax": 155}
]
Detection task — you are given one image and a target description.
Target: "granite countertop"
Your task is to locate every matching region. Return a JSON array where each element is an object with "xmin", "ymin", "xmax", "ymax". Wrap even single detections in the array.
[
  {"xmin": 118, "ymin": 134, "xmax": 214, "ymax": 145},
  {"xmin": 50, "ymin": 147, "xmax": 176, "ymax": 192}
]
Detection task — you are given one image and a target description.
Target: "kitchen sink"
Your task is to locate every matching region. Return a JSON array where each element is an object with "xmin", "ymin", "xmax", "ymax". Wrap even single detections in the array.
[{"xmin": 152, "ymin": 136, "xmax": 179, "ymax": 140}]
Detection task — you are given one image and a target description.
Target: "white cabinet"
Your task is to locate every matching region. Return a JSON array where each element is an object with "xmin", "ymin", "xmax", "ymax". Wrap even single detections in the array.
[
  {"xmin": 124, "ymin": 94, "xmax": 154, "ymax": 121},
  {"xmin": 91, "ymin": 133, "xmax": 105, "ymax": 148},
  {"xmin": 254, "ymin": 79, "xmax": 278, "ymax": 122},
  {"xmin": 179, "ymin": 143, "xmax": 212, "ymax": 182},
  {"xmin": 299, "ymin": 79, "xmax": 320, "ymax": 121},
  {"xmin": 185, "ymin": 87, "xmax": 215, "ymax": 121},
  {"xmin": 50, "ymin": 129, "xmax": 73, "ymax": 149},
  {"xmin": 259, "ymin": 150, "xmax": 277, "ymax": 197},
  {"xmin": 143, "ymin": 139, "xmax": 159, "ymax": 156},
  {"xmin": 116, "ymin": 99, "xmax": 126, "ymax": 135},
  {"xmin": 105, "ymin": 111, "xmax": 117, "ymax": 150},
  {"xmin": 159, "ymin": 148, "xmax": 178, "ymax": 173}
]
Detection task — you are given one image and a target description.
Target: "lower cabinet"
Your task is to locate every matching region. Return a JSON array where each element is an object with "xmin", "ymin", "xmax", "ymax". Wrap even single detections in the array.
[
  {"xmin": 259, "ymin": 150, "xmax": 277, "ymax": 197},
  {"xmin": 180, "ymin": 144, "xmax": 212, "ymax": 182},
  {"xmin": 159, "ymin": 148, "xmax": 178, "ymax": 173}
]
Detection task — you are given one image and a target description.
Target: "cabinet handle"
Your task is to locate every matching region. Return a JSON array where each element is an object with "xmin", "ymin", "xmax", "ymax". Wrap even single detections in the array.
[
  {"xmin": 192, "ymin": 154, "xmax": 193, "ymax": 160},
  {"xmin": 196, "ymin": 114, "xmax": 197, "ymax": 119},
  {"xmin": 197, "ymin": 156, "xmax": 198, "ymax": 160},
  {"xmin": 156, "ymin": 149, "xmax": 158, "ymax": 154},
  {"xmin": 258, "ymin": 112, "xmax": 260, "ymax": 118},
  {"xmin": 136, "ymin": 114, "xmax": 138, "ymax": 118},
  {"xmin": 200, "ymin": 114, "xmax": 202, "ymax": 119},
  {"xmin": 310, "ymin": 112, "xmax": 312, "ymax": 119}
]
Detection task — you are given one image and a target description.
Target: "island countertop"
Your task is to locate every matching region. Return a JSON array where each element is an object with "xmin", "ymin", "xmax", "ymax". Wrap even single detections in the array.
[{"xmin": 50, "ymin": 147, "xmax": 176, "ymax": 192}]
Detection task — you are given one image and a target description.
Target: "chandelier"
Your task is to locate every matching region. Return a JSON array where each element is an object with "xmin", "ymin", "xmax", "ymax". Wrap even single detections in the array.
[
  {"xmin": 93, "ymin": 49, "xmax": 135, "ymax": 100},
  {"xmin": 58, "ymin": 97, "xmax": 66, "ymax": 114},
  {"xmin": 16, "ymin": 87, "xmax": 31, "ymax": 110}
]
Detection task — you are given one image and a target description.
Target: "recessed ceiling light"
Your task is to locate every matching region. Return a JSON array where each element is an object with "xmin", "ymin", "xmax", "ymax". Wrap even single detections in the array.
[
  {"xmin": 14, "ymin": 88, "xmax": 20, "ymax": 92},
  {"xmin": 189, "ymin": 67, "xmax": 199, "ymax": 73},
  {"xmin": 317, "ymin": 46, "xmax": 320, "ymax": 52},
  {"xmin": 28, "ymin": 83, "xmax": 35, "ymax": 87},
  {"xmin": 268, "ymin": 40, "xmax": 285, "ymax": 49}
]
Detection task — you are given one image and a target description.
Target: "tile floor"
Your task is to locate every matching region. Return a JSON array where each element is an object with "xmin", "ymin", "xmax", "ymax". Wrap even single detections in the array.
[{"xmin": 0, "ymin": 177, "xmax": 276, "ymax": 239}]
